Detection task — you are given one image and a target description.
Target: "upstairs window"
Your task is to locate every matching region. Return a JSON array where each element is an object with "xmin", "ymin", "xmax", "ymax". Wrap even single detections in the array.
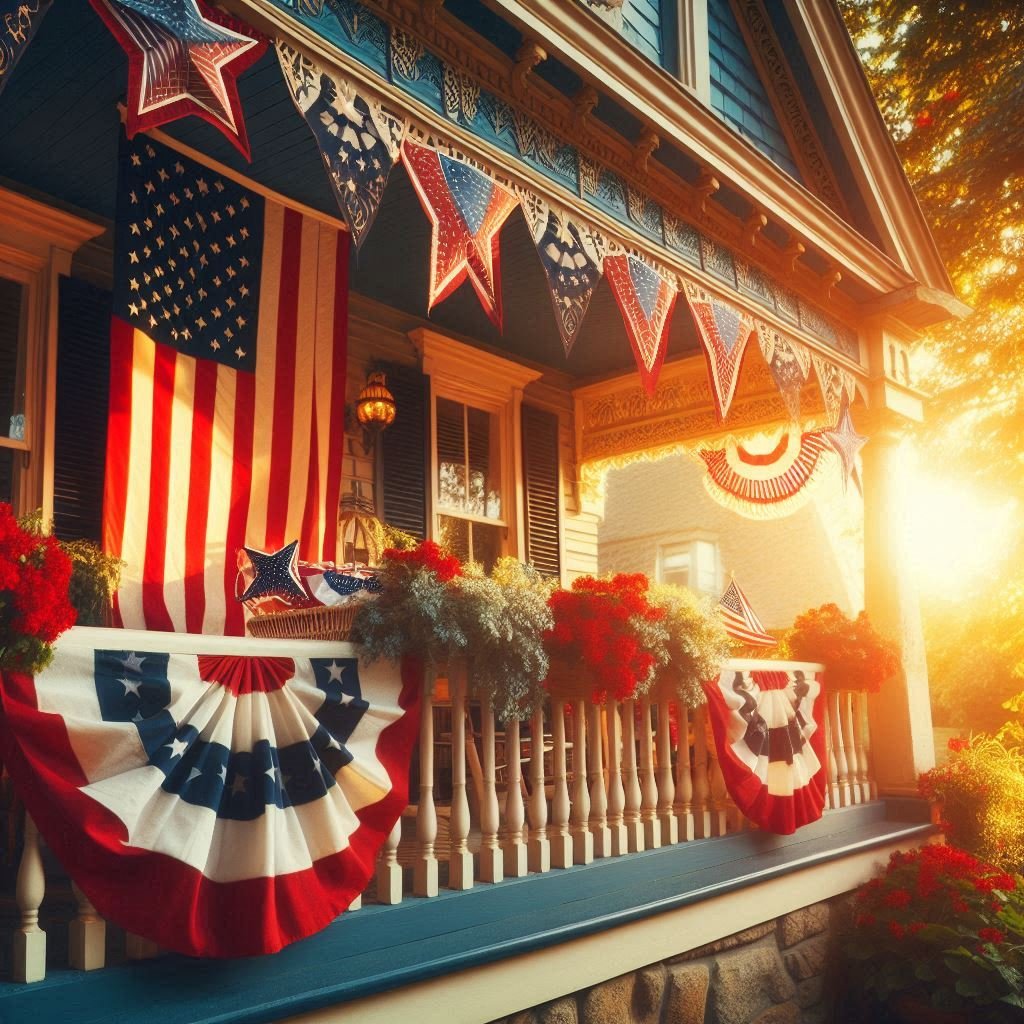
[{"xmin": 658, "ymin": 538, "xmax": 721, "ymax": 597}]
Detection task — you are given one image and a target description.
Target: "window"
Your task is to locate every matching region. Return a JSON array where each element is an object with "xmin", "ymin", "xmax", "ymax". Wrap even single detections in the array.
[
  {"xmin": 657, "ymin": 537, "xmax": 721, "ymax": 597},
  {"xmin": 411, "ymin": 328, "xmax": 543, "ymax": 573},
  {"xmin": 0, "ymin": 276, "xmax": 28, "ymax": 508},
  {"xmin": 435, "ymin": 396, "xmax": 505, "ymax": 569}
]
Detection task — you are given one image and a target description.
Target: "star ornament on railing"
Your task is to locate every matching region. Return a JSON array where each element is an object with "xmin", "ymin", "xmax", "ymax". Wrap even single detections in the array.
[{"xmin": 90, "ymin": 0, "xmax": 267, "ymax": 159}]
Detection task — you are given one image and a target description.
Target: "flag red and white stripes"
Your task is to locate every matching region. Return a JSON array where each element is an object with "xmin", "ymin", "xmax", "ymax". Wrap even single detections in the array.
[
  {"xmin": 717, "ymin": 578, "xmax": 778, "ymax": 647},
  {"xmin": 104, "ymin": 203, "xmax": 348, "ymax": 636}
]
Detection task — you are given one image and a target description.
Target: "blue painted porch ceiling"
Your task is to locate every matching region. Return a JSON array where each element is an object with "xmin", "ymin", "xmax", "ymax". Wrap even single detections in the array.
[{"xmin": 0, "ymin": 0, "xmax": 702, "ymax": 377}]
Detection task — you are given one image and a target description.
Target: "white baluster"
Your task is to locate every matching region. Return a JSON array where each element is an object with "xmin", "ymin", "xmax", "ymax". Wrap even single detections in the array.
[
  {"xmin": 638, "ymin": 698, "xmax": 661, "ymax": 849},
  {"xmin": 376, "ymin": 817, "xmax": 403, "ymax": 904},
  {"xmin": 822, "ymin": 693, "xmax": 839, "ymax": 810},
  {"xmin": 348, "ymin": 893, "xmax": 362, "ymax": 911},
  {"xmin": 448, "ymin": 662, "xmax": 473, "ymax": 889},
  {"xmin": 829, "ymin": 691, "xmax": 852, "ymax": 807},
  {"xmin": 570, "ymin": 701, "xmax": 594, "ymax": 865},
  {"xmin": 502, "ymin": 717, "xmax": 528, "ymax": 877},
  {"xmin": 853, "ymin": 691, "xmax": 871, "ymax": 803},
  {"xmin": 707, "ymin": 746, "xmax": 729, "ymax": 837},
  {"xmin": 841, "ymin": 691, "xmax": 862, "ymax": 805},
  {"xmin": 413, "ymin": 674, "xmax": 439, "ymax": 897},
  {"xmin": 857, "ymin": 692, "xmax": 877, "ymax": 800},
  {"xmin": 527, "ymin": 708, "xmax": 551, "ymax": 873},
  {"xmin": 550, "ymin": 701, "xmax": 573, "ymax": 868},
  {"xmin": 69, "ymin": 882, "xmax": 106, "ymax": 971},
  {"xmin": 692, "ymin": 708, "xmax": 712, "ymax": 839},
  {"xmin": 673, "ymin": 702, "xmax": 695, "ymax": 842},
  {"xmin": 13, "ymin": 815, "xmax": 46, "ymax": 983},
  {"xmin": 588, "ymin": 703, "xmax": 612, "ymax": 857},
  {"xmin": 478, "ymin": 707, "xmax": 503, "ymax": 883},
  {"xmin": 606, "ymin": 701, "xmax": 628, "ymax": 856},
  {"xmin": 656, "ymin": 700, "xmax": 678, "ymax": 844},
  {"xmin": 621, "ymin": 700, "xmax": 644, "ymax": 853}
]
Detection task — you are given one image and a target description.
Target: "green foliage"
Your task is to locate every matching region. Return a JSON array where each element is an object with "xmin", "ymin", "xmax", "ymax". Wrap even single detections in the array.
[
  {"xmin": 453, "ymin": 559, "xmax": 555, "ymax": 720},
  {"xmin": 846, "ymin": 844, "xmax": 1024, "ymax": 1020},
  {"xmin": 17, "ymin": 512, "xmax": 124, "ymax": 627},
  {"xmin": 647, "ymin": 584, "xmax": 730, "ymax": 707},
  {"xmin": 920, "ymin": 734, "xmax": 1024, "ymax": 871}
]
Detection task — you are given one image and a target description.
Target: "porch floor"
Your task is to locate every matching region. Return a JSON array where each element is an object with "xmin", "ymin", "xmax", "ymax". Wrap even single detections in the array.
[{"xmin": 0, "ymin": 801, "xmax": 932, "ymax": 1024}]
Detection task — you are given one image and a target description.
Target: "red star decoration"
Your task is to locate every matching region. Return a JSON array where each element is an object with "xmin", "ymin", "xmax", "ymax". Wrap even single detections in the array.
[{"xmin": 90, "ymin": 0, "xmax": 266, "ymax": 160}]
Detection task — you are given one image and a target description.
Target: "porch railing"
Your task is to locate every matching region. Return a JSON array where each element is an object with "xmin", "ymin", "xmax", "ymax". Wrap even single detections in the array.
[{"xmin": 3, "ymin": 657, "xmax": 875, "ymax": 982}]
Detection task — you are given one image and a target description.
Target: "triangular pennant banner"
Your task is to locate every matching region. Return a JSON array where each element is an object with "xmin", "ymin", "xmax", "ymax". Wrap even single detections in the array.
[
  {"xmin": 520, "ymin": 192, "xmax": 606, "ymax": 355},
  {"xmin": 89, "ymin": 0, "xmax": 266, "ymax": 160},
  {"xmin": 0, "ymin": 0, "xmax": 53, "ymax": 97},
  {"xmin": 276, "ymin": 42, "xmax": 404, "ymax": 249},
  {"xmin": 604, "ymin": 254, "xmax": 678, "ymax": 395},
  {"xmin": 401, "ymin": 139, "xmax": 519, "ymax": 328},
  {"xmin": 755, "ymin": 322, "xmax": 811, "ymax": 423},
  {"xmin": 695, "ymin": 426, "xmax": 833, "ymax": 519},
  {"xmin": 684, "ymin": 281, "xmax": 755, "ymax": 421},
  {"xmin": 811, "ymin": 353, "xmax": 858, "ymax": 424},
  {"xmin": 822, "ymin": 393, "xmax": 867, "ymax": 494}
]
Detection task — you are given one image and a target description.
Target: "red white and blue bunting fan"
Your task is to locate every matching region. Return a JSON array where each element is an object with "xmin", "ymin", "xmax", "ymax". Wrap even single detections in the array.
[
  {"xmin": 0, "ymin": 0, "xmax": 53, "ymax": 97},
  {"xmin": 604, "ymin": 253, "xmax": 678, "ymax": 395},
  {"xmin": 519, "ymin": 191, "xmax": 607, "ymax": 355},
  {"xmin": 696, "ymin": 426, "xmax": 833, "ymax": 519},
  {"xmin": 755, "ymin": 322, "xmax": 811, "ymax": 423},
  {"xmin": 703, "ymin": 667, "xmax": 826, "ymax": 834},
  {"xmin": 811, "ymin": 352, "xmax": 858, "ymax": 425},
  {"xmin": 401, "ymin": 139, "xmax": 519, "ymax": 328},
  {"xmin": 0, "ymin": 639, "xmax": 421, "ymax": 957},
  {"xmin": 822, "ymin": 393, "xmax": 867, "ymax": 494},
  {"xmin": 683, "ymin": 280, "xmax": 756, "ymax": 421},
  {"xmin": 276, "ymin": 43, "xmax": 405, "ymax": 249},
  {"xmin": 718, "ymin": 577, "xmax": 777, "ymax": 647},
  {"xmin": 89, "ymin": 0, "xmax": 266, "ymax": 160}
]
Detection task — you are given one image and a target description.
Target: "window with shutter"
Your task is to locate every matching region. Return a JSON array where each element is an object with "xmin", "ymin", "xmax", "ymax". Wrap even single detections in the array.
[
  {"xmin": 380, "ymin": 362, "xmax": 430, "ymax": 540},
  {"xmin": 53, "ymin": 276, "xmax": 111, "ymax": 542},
  {"xmin": 522, "ymin": 405, "xmax": 561, "ymax": 579}
]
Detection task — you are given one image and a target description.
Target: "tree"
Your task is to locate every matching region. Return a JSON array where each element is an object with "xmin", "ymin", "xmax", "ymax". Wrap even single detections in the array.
[{"xmin": 839, "ymin": 1, "xmax": 1024, "ymax": 728}]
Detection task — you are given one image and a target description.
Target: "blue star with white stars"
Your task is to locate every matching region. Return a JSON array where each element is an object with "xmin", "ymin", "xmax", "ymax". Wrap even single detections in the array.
[{"xmin": 240, "ymin": 540, "xmax": 306, "ymax": 601}]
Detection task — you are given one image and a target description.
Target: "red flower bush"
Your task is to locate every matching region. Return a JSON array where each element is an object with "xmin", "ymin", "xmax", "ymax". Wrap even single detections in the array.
[
  {"xmin": 544, "ymin": 573, "xmax": 665, "ymax": 703},
  {"xmin": 381, "ymin": 540, "xmax": 462, "ymax": 583},
  {"xmin": 846, "ymin": 843, "xmax": 1024, "ymax": 1015},
  {"xmin": 785, "ymin": 603, "xmax": 899, "ymax": 692},
  {"xmin": 0, "ymin": 504, "xmax": 77, "ymax": 674}
]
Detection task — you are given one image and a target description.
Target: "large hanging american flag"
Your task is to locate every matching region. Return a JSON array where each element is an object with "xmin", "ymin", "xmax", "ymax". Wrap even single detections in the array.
[
  {"xmin": 0, "ymin": 636, "xmax": 421, "ymax": 957},
  {"xmin": 704, "ymin": 666, "xmax": 825, "ymax": 834},
  {"xmin": 103, "ymin": 132, "xmax": 349, "ymax": 636}
]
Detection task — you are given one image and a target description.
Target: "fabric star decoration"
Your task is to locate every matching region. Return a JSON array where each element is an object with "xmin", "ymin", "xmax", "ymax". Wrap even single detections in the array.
[
  {"xmin": 239, "ymin": 540, "xmax": 306, "ymax": 602},
  {"xmin": 822, "ymin": 397, "xmax": 867, "ymax": 493},
  {"xmin": 89, "ymin": 0, "xmax": 267, "ymax": 160}
]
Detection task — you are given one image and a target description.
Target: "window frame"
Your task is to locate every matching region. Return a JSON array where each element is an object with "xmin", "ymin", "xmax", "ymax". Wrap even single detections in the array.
[
  {"xmin": 656, "ymin": 530, "xmax": 723, "ymax": 597},
  {"xmin": 411, "ymin": 328, "xmax": 542, "ymax": 563}
]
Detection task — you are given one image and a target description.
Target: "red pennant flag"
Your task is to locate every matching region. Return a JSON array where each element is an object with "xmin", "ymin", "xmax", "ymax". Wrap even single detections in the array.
[
  {"xmin": 401, "ymin": 140, "xmax": 519, "ymax": 329},
  {"xmin": 683, "ymin": 281, "xmax": 756, "ymax": 420},
  {"xmin": 604, "ymin": 254, "xmax": 678, "ymax": 395}
]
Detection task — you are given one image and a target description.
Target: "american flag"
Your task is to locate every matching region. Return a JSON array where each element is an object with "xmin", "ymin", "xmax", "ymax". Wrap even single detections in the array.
[
  {"xmin": 717, "ymin": 578, "xmax": 778, "ymax": 647},
  {"xmin": 103, "ymin": 132, "xmax": 349, "ymax": 636}
]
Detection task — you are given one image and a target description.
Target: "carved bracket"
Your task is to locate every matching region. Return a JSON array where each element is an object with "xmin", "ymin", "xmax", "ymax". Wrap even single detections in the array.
[
  {"xmin": 695, "ymin": 168, "xmax": 720, "ymax": 213},
  {"xmin": 511, "ymin": 40, "xmax": 547, "ymax": 99},
  {"xmin": 632, "ymin": 127, "xmax": 660, "ymax": 173},
  {"xmin": 745, "ymin": 207, "xmax": 767, "ymax": 249},
  {"xmin": 821, "ymin": 263, "xmax": 842, "ymax": 301},
  {"xmin": 784, "ymin": 238, "xmax": 806, "ymax": 274},
  {"xmin": 420, "ymin": 0, "xmax": 444, "ymax": 24},
  {"xmin": 572, "ymin": 84, "xmax": 599, "ymax": 134}
]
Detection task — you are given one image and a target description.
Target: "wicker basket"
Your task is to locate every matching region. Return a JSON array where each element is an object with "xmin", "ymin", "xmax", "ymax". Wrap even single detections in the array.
[{"xmin": 245, "ymin": 604, "xmax": 359, "ymax": 642}]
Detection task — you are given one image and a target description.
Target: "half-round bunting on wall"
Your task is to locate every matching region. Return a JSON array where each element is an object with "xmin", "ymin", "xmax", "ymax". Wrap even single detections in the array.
[
  {"xmin": 703, "ymin": 667, "xmax": 826, "ymax": 835},
  {"xmin": 0, "ymin": 642, "xmax": 421, "ymax": 957},
  {"xmin": 695, "ymin": 426, "xmax": 834, "ymax": 520}
]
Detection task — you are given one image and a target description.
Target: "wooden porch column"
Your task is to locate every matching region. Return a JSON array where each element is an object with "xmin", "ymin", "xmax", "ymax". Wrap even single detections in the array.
[{"xmin": 862, "ymin": 417, "xmax": 935, "ymax": 794}]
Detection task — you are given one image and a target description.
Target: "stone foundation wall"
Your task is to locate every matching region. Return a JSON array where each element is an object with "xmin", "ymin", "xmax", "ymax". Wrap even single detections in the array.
[{"xmin": 488, "ymin": 898, "xmax": 848, "ymax": 1024}]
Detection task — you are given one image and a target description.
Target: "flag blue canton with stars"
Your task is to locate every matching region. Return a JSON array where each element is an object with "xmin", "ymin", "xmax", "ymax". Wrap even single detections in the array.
[{"xmin": 113, "ymin": 132, "xmax": 263, "ymax": 372}]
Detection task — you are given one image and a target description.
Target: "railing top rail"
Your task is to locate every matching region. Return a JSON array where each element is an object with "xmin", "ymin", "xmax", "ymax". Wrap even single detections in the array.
[{"xmin": 723, "ymin": 658, "xmax": 826, "ymax": 673}]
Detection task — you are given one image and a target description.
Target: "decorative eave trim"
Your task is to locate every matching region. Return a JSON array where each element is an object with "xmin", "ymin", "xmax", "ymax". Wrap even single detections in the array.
[
  {"xmin": 475, "ymin": 0, "xmax": 937, "ymax": 298},
  {"xmin": 0, "ymin": 186, "xmax": 104, "ymax": 254},
  {"xmin": 781, "ymin": 0, "xmax": 955, "ymax": 294},
  {"xmin": 410, "ymin": 326, "xmax": 543, "ymax": 393}
]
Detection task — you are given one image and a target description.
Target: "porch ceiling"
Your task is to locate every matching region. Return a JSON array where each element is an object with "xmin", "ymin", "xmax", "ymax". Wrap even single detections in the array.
[{"xmin": 0, "ymin": 0, "xmax": 703, "ymax": 381}]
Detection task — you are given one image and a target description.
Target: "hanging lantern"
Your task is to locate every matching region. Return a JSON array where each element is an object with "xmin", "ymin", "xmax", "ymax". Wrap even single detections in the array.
[
  {"xmin": 339, "ymin": 492, "xmax": 385, "ymax": 566},
  {"xmin": 355, "ymin": 371, "xmax": 397, "ymax": 433}
]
